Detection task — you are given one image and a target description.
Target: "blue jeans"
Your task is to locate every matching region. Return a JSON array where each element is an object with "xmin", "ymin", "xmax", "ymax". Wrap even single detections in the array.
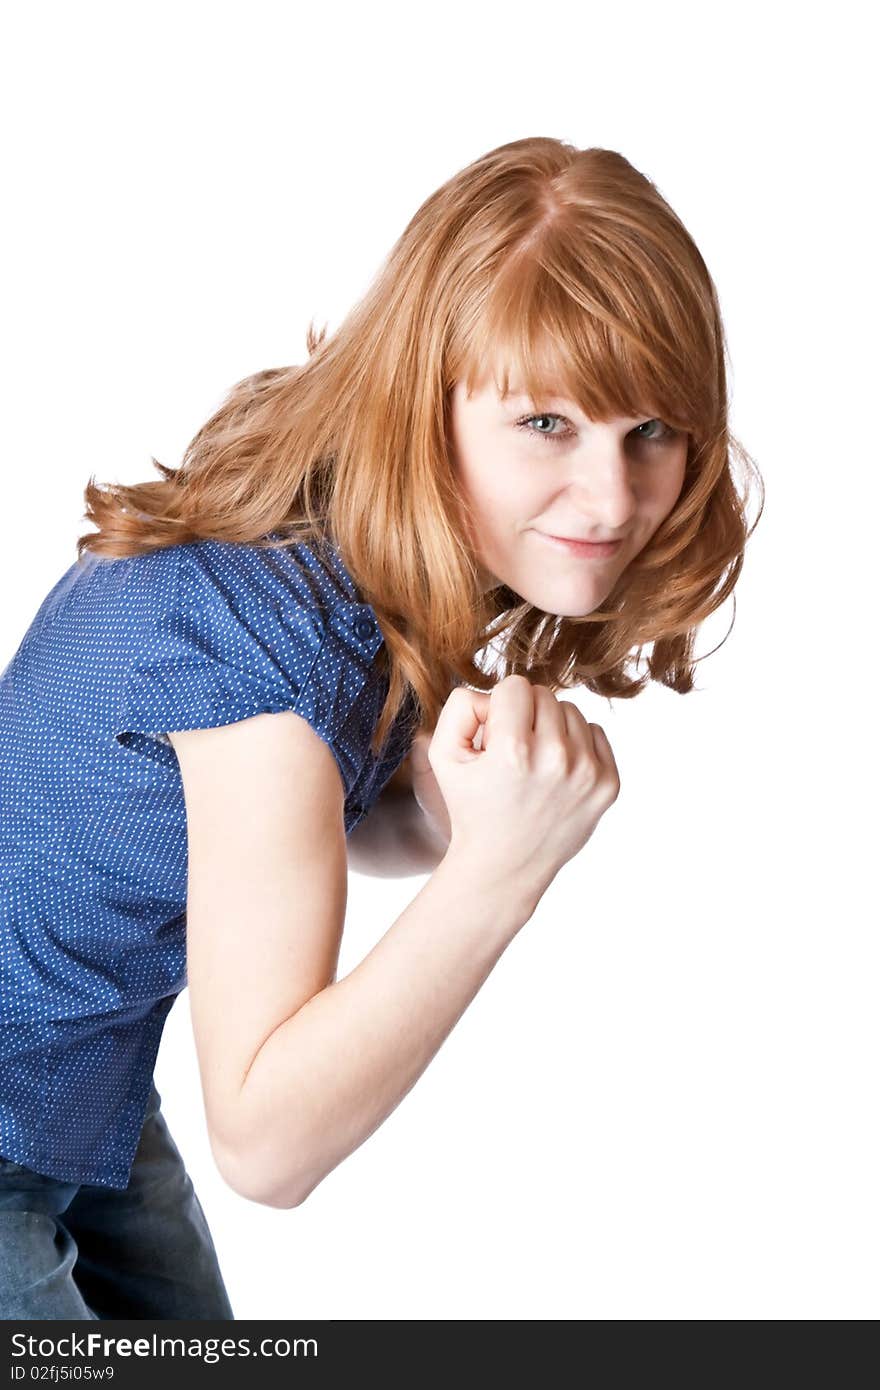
[{"xmin": 0, "ymin": 1080, "xmax": 235, "ymax": 1320}]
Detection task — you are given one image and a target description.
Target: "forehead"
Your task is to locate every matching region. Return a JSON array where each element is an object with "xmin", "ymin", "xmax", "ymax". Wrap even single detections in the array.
[
  {"xmin": 462, "ymin": 370, "xmax": 567, "ymax": 403},
  {"xmin": 455, "ymin": 345, "xmax": 674, "ymax": 427},
  {"xmin": 464, "ymin": 359, "xmax": 606, "ymax": 408},
  {"xmin": 459, "ymin": 376, "xmax": 652, "ymax": 424}
]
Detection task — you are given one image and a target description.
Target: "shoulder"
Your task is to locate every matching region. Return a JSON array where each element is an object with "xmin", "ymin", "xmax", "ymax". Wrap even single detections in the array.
[
  {"xmin": 179, "ymin": 533, "xmax": 356, "ymax": 619},
  {"xmin": 113, "ymin": 532, "xmax": 390, "ymax": 798},
  {"xmin": 174, "ymin": 534, "xmax": 386, "ymax": 681}
]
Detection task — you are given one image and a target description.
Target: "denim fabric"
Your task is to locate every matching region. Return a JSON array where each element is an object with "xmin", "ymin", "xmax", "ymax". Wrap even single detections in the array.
[{"xmin": 0, "ymin": 1080, "xmax": 234, "ymax": 1320}]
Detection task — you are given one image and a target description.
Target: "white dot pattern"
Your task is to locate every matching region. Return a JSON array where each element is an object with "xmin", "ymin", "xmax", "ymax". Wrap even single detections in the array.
[{"xmin": 0, "ymin": 533, "xmax": 418, "ymax": 1189}]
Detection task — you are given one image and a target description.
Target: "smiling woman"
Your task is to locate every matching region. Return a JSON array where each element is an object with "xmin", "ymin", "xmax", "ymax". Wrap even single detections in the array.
[
  {"xmin": 448, "ymin": 378, "xmax": 691, "ymax": 611},
  {"xmin": 0, "ymin": 135, "xmax": 762, "ymax": 1317},
  {"xmin": 74, "ymin": 139, "xmax": 761, "ymax": 735}
]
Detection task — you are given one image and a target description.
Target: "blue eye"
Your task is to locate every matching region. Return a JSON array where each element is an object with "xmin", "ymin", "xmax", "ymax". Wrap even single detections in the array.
[
  {"xmin": 514, "ymin": 413, "xmax": 574, "ymax": 444},
  {"xmin": 515, "ymin": 413, "xmax": 677, "ymax": 446},
  {"xmin": 633, "ymin": 418, "xmax": 676, "ymax": 443}
]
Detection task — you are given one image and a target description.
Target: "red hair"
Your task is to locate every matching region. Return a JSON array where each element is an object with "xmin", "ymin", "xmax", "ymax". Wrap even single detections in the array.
[{"xmin": 78, "ymin": 137, "xmax": 763, "ymax": 755}]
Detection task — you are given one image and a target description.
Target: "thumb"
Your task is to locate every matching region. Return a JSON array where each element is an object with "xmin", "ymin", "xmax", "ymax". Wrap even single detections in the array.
[{"xmin": 431, "ymin": 686, "xmax": 492, "ymax": 764}]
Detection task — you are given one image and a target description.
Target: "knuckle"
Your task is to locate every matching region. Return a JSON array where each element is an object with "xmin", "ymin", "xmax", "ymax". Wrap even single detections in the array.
[
  {"xmin": 576, "ymin": 757, "xmax": 603, "ymax": 794},
  {"xmin": 542, "ymin": 741, "xmax": 569, "ymax": 776},
  {"xmin": 502, "ymin": 736, "xmax": 531, "ymax": 771}
]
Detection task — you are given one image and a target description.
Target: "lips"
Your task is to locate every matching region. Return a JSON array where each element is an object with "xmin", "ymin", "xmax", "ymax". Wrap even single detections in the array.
[{"xmin": 534, "ymin": 531, "xmax": 623, "ymax": 558}]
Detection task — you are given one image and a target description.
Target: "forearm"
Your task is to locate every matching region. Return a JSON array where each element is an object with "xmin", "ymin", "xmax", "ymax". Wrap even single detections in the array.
[
  {"xmin": 227, "ymin": 847, "xmax": 538, "ymax": 1208},
  {"xmin": 346, "ymin": 786, "xmax": 450, "ymax": 878}
]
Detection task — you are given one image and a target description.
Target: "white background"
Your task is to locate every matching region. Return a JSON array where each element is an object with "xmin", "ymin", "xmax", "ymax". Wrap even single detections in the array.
[{"xmin": 2, "ymin": 0, "xmax": 876, "ymax": 1320}]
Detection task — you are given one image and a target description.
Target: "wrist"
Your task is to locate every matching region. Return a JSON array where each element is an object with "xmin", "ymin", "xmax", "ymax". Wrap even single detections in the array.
[{"xmin": 438, "ymin": 838, "xmax": 545, "ymax": 927}]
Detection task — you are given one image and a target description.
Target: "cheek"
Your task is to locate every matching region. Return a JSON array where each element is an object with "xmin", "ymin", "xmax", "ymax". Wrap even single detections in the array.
[
  {"xmin": 470, "ymin": 465, "xmax": 532, "ymax": 518},
  {"xmin": 653, "ymin": 454, "xmax": 688, "ymax": 512}
]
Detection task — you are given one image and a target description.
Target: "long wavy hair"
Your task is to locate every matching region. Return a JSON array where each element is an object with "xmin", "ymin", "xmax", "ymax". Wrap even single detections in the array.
[{"xmin": 78, "ymin": 136, "xmax": 763, "ymax": 757}]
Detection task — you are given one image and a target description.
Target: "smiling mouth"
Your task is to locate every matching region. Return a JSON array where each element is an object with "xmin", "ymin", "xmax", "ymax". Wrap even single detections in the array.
[
  {"xmin": 534, "ymin": 531, "xmax": 623, "ymax": 557},
  {"xmin": 549, "ymin": 535, "xmax": 619, "ymax": 544}
]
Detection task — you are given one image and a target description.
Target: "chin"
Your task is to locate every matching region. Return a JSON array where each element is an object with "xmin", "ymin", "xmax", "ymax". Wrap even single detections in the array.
[
  {"xmin": 521, "ymin": 587, "xmax": 604, "ymax": 618},
  {"xmin": 549, "ymin": 602, "xmax": 603, "ymax": 618}
]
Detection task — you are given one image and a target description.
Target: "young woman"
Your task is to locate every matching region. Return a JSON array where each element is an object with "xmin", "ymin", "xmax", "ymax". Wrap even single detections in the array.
[{"xmin": 0, "ymin": 137, "xmax": 762, "ymax": 1319}]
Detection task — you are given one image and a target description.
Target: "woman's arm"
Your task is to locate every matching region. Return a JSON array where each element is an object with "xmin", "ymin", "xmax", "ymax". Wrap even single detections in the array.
[
  {"xmin": 236, "ymin": 842, "xmax": 534, "ymax": 1208},
  {"xmin": 346, "ymin": 745, "xmax": 451, "ymax": 878},
  {"xmin": 170, "ymin": 707, "xmax": 538, "ymax": 1212}
]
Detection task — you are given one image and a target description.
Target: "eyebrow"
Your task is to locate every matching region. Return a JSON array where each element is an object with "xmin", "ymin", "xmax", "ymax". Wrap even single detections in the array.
[
  {"xmin": 503, "ymin": 389, "xmax": 581, "ymax": 405},
  {"xmin": 501, "ymin": 394, "xmax": 659, "ymax": 426},
  {"xmin": 503, "ymin": 390, "xmax": 562, "ymax": 402}
]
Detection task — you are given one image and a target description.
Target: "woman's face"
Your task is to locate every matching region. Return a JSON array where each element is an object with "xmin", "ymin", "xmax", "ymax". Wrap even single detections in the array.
[{"xmin": 448, "ymin": 375, "xmax": 688, "ymax": 616}]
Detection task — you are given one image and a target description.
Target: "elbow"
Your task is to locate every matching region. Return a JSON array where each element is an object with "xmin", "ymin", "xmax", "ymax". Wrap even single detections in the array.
[
  {"xmin": 210, "ymin": 1133, "xmax": 314, "ymax": 1210},
  {"xmin": 220, "ymin": 1160, "xmax": 312, "ymax": 1210},
  {"xmin": 240, "ymin": 1182, "xmax": 310, "ymax": 1211}
]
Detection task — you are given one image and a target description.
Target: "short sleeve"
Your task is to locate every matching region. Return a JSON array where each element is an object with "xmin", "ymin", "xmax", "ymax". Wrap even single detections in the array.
[{"xmin": 111, "ymin": 540, "xmax": 387, "ymax": 798}]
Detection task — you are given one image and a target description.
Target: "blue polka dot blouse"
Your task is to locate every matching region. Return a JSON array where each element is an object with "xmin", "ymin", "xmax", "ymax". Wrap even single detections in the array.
[{"xmin": 0, "ymin": 532, "xmax": 418, "ymax": 1189}]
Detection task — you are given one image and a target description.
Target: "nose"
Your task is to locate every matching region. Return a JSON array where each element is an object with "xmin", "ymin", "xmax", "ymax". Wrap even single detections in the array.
[{"xmin": 564, "ymin": 439, "xmax": 640, "ymax": 531}]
